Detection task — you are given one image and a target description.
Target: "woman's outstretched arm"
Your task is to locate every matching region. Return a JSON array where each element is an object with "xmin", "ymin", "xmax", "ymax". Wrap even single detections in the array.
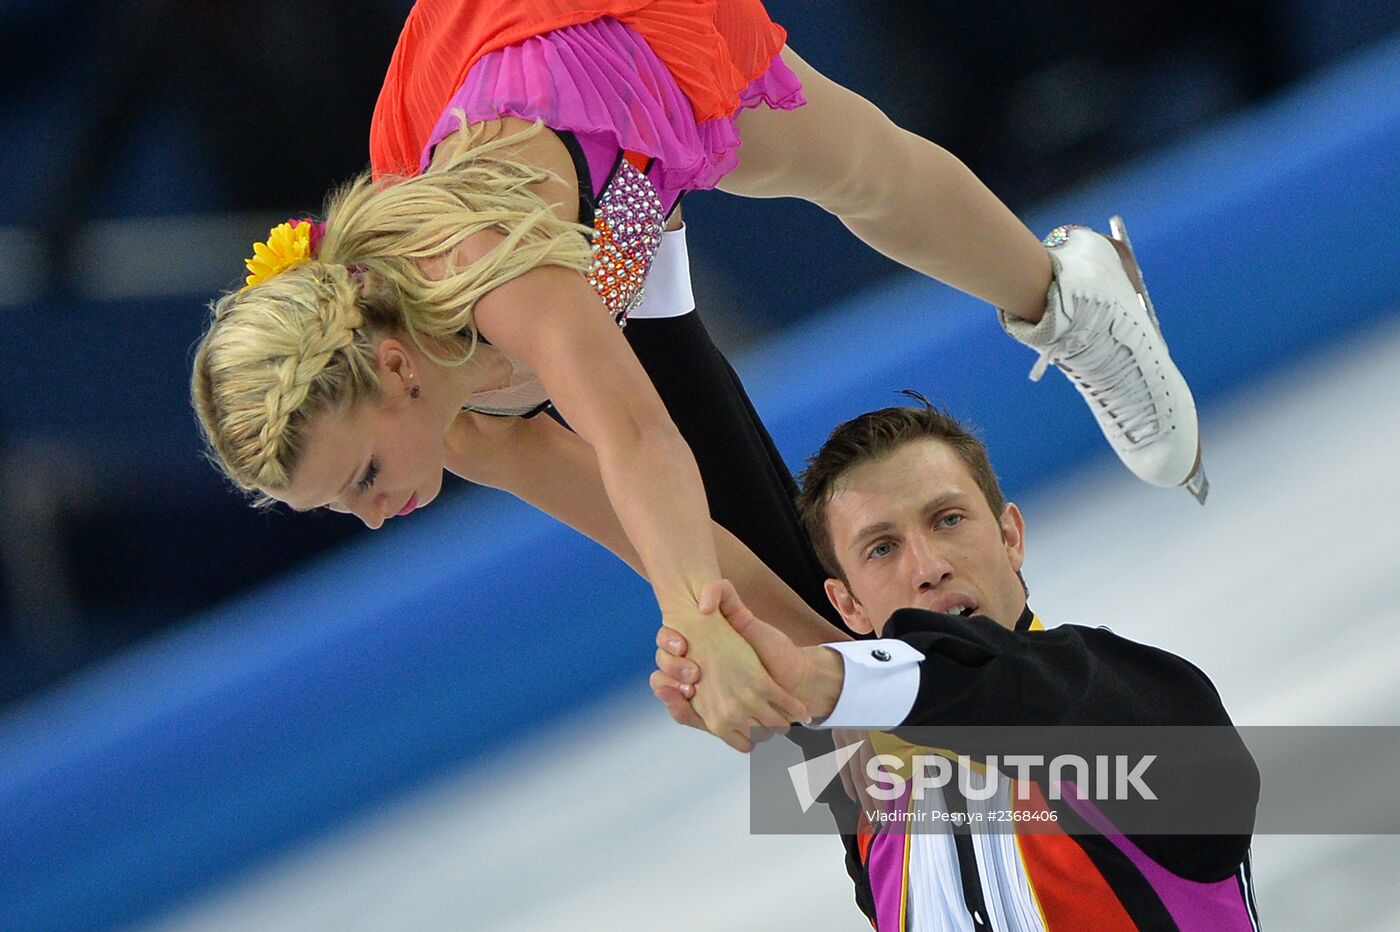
[
  {"xmin": 425, "ymin": 118, "xmax": 808, "ymax": 748},
  {"xmin": 445, "ymin": 410, "xmax": 847, "ymax": 648}
]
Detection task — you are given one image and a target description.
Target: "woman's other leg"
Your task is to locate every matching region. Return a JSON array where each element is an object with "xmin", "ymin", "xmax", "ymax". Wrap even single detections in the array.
[
  {"xmin": 720, "ymin": 46, "xmax": 1052, "ymax": 323},
  {"xmin": 721, "ymin": 47, "xmax": 1208, "ymax": 498}
]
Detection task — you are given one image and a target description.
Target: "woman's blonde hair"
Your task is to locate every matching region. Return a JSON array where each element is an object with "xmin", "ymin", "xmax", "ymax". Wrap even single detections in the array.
[{"xmin": 191, "ymin": 120, "xmax": 593, "ymax": 504}]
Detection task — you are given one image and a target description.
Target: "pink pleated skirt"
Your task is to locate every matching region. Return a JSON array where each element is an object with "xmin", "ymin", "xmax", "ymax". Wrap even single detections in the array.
[{"xmin": 418, "ymin": 16, "xmax": 805, "ymax": 210}]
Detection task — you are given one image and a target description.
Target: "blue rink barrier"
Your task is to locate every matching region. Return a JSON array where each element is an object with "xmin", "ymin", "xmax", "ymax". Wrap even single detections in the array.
[{"xmin": 3, "ymin": 35, "xmax": 1400, "ymax": 932}]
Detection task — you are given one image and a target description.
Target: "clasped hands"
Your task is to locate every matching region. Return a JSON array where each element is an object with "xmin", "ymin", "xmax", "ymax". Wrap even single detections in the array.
[{"xmin": 653, "ymin": 580, "xmax": 845, "ymax": 753}]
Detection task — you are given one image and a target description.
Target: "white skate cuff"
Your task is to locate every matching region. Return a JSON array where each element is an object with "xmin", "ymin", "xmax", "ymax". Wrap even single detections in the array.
[{"xmin": 998, "ymin": 254, "xmax": 1071, "ymax": 348}]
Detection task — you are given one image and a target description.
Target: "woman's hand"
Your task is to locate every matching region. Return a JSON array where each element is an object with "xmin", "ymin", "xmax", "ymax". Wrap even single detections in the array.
[{"xmin": 660, "ymin": 593, "xmax": 811, "ymax": 753}]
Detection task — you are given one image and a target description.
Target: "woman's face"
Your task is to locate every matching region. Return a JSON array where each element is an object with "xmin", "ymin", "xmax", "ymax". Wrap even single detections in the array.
[
  {"xmin": 269, "ymin": 336, "xmax": 486, "ymax": 527},
  {"xmin": 276, "ymin": 394, "xmax": 447, "ymax": 528}
]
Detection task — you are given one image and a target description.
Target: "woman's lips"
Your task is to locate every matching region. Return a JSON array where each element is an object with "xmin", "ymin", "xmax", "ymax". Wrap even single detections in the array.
[{"xmin": 395, "ymin": 493, "xmax": 419, "ymax": 517}]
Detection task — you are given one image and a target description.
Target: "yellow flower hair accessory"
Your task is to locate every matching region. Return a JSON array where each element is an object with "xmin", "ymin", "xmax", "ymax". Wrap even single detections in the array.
[{"xmin": 242, "ymin": 219, "xmax": 323, "ymax": 291}]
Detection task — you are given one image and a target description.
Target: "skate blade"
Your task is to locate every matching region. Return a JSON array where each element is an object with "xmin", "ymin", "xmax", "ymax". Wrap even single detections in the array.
[
  {"xmin": 1109, "ymin": 215, "xmax": 1208, "ymax": 504},
  {"xmin": 1184, "ymin": 448, "xmax": 1209, "ymax": 505},
  {"xmin": 1107, "ymin": 215, "xmax": 1165, "ymax": 338}
]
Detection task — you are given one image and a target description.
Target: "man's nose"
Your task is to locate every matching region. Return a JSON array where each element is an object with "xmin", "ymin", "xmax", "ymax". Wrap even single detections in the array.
[{"xmin": 908, "ymin": 535, "xmax": 953, "ymax": 589}]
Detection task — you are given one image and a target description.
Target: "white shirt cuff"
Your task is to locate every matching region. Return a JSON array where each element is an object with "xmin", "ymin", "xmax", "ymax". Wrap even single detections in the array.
[
  {"xmin": 815, "ymin": 639, "xmax": 924, "ymax": 729},
  {"xmin": 627, "ymin": 224, "xmax": 696, "ymax": 319}
]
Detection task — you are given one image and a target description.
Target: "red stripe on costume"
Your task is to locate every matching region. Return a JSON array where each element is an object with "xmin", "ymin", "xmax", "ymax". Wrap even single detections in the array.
[
  {"xmin": 856, "ymin": 811, "xmax": 876, "ymax": 866},
  {"xmin": 1015, "ymin": 782, "xmax": 1137, "ymax": 931},
  {"xmin": 856, "ymin": 814, "xmax": 879, "ymax": 929}
]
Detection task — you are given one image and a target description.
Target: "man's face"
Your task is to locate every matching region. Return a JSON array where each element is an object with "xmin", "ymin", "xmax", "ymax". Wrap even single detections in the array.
[{"xmin": 822, "ymin": 438, "xmax": 1027, "ymax": 635}]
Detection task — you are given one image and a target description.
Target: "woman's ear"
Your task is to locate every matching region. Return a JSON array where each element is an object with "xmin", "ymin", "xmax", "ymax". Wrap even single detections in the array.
[{"xmin": 375, "ymin": 337, "xmax": 415, "ymax": 403}]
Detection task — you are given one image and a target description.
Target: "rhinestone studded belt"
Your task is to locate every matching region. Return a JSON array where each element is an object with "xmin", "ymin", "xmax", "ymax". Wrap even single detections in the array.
[{"xmin": 585, "ymin": 158, "xmax": 666, "ymax": 326}]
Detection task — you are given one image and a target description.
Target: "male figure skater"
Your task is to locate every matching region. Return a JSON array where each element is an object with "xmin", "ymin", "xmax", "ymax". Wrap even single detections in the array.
[{"xmin": 654, "ymin": 398, "xmax": 1259, "ymax": 930}]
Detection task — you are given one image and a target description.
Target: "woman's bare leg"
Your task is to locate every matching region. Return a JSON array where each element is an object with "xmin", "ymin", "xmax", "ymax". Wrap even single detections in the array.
[
  {"xmin": 722, "ymin": 46, "xmax": 1209, "ymax": 499},
  {"xmin": 721, "ymin": 46, "xmax": 1052, "ymax": 323}
]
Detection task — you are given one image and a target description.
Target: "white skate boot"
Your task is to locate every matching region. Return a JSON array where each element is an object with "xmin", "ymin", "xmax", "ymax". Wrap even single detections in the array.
[{"xmin": 999, "ymin": 217, "xmax": 1209, "ymax": 503}]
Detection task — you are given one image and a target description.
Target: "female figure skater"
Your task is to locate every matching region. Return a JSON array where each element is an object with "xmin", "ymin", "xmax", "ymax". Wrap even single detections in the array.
[{"xmin": 192, "ymin": 0, "xmax": 1203, "ymax": 747}]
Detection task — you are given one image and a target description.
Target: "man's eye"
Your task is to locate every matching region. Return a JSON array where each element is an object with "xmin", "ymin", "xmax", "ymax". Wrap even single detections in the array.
[
  {"xmin": 357, "ymin": 461, "xmax": 380, "ymax": 493},
  {"xmin": 939, "ymin": 513, "xmax": 964, "ymax": 529},
  {"xmin": 869, "ymin": 541, "xmax": 894, "ymax": 559}
]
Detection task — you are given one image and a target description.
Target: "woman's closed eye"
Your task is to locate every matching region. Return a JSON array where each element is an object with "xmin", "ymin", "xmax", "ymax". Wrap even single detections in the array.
[{"xmin": 357, "ymin": 461, "xmax": 380, "ymax": 493}]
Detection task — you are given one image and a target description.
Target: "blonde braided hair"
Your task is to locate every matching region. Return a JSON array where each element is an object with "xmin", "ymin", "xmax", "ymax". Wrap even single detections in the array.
[
  {"xmin": 192, "ymin": 119, "xmax": 594, "ymax": 504},
  {"xmin": 192, "ymin": 263, "xmax": 382, "ymax": 502}
]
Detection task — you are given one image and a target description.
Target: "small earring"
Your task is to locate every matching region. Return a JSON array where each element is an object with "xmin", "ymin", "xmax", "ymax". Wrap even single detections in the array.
[{"xmin": 410, "ymin": 385, "xmax": 421, "ymax": 399}]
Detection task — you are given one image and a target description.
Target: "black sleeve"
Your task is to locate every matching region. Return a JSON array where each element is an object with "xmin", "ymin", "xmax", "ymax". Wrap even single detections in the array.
[
  {"xmin": 882, "ymin": 609, "xmax": 1230, "ymax": 729},
  {"xmin": 880, "ymin": 609, "xmax": 1259, "ymax": 883}
]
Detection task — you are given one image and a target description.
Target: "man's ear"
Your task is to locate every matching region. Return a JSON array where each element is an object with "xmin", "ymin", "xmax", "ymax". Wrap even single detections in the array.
[
  {"xmin": 824, "ymin": 577, "xmax": 874, "ymax": 636},
  {"xmin": 999, "ymin": 502, "xmax": 1026, "ymax": 575}
]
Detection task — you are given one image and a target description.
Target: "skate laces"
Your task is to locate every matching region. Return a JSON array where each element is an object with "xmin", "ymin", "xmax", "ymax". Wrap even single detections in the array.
[{"xmin": 1037, "ymin": 299, "xmax": 1161, "ymax": 445}]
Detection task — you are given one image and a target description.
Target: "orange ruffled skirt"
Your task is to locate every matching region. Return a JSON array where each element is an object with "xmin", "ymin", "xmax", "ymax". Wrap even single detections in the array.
[{"xmin": 371, "ymin": 0, "xmax": 789, "ymax": 179}]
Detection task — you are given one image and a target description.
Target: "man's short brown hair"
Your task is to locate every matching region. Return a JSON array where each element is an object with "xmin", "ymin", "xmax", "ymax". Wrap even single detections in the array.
[{"xmin": 795, "ymin": 391, "xmax": 1009, "ymax": 581}]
